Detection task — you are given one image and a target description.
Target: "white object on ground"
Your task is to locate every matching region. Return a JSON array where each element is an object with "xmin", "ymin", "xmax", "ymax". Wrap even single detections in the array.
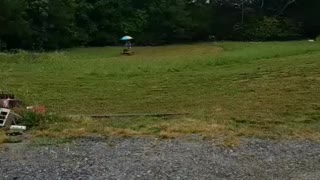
[
  {"xmin": 0, "ymin": 108, "xmax": 15, "ymax": 127},
  {"xmin": 10, "ymin": 125, "xmax": 27, "ymax": 131}
]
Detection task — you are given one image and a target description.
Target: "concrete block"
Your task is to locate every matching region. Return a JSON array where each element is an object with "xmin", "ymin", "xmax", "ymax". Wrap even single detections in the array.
[
  {"xmin": 0, "ymin": 99, "xmax": 22, "ymax": 109},
  {"xmin": 0, "ymin": 108, "xmax": 15, "ymax": 127}
]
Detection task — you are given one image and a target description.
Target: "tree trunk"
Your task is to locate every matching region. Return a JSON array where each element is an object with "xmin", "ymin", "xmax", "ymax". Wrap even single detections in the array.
[
  {"xmin": 241, "ymin": 0, "xmax": 245, "ymax": 24},
  {"xmin": 260, "ymin": 0, "xmax": 265, "ymax": 17}
]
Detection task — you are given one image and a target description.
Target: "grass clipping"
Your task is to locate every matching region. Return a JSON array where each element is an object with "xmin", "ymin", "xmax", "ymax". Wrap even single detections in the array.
[{"xmin": 31, "ymin": 116, "xmax": 228, "ymax": 140}]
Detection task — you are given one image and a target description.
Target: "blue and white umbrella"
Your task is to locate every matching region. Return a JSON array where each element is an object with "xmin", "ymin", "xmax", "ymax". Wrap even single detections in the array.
[{"xmin": 120, "ymin": 36, "xmax": 134, "ymax": 41}]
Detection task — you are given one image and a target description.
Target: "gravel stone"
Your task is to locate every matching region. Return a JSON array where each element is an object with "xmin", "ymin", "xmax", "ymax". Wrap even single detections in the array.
[{"xmin": 1, "ymin": 137, "xmax": 320, "ymax": 180}]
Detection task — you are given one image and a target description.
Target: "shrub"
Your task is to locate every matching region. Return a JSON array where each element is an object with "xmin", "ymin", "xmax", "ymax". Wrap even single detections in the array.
[
  {"xmin": 316, "ymin": 35, "xmax": 320, "ymax": 41},
  {"xmin": 20, "ymin": 111, "xmax": 63, "ymax": 130},
  {"xmin": 235, "ymin": 17, "xmax": 302, "ymax": 41}
]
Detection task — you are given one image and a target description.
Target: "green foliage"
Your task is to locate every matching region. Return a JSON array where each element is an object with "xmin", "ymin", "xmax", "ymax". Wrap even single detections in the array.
[
  {"xmin": 0, "ymin": 0, "xmax": 30, "ymax": 49},
  {"xmin": 26, "ymin": 0, "xmax": 77, "ymax": 49},
  {"xmin": 20, "ymin": 111, "xmax": 62, "ymax": 129},
  {"xmin": 316, "ymin": 35, "xmax": 320, "ymax": 41},
  {"xmin": 298, "ymin": 0, "xmax": 320, "ymax": 37},
  {"xmin": 235, "ymin": 17, "xmax": 302, "ymax": 41},
  {"xmin": 0, "ymin": 0, "xmax": 320, "ymax": 50}
]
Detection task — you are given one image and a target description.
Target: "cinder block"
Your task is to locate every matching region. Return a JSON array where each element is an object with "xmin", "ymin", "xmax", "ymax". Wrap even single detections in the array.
[
  {"xmin": 0, "ymin": 108, "xmax": 15, "ymax": 127},
  {"xmin": 0, "ymin": 99, "xmax": 22, "ymax": 109}
]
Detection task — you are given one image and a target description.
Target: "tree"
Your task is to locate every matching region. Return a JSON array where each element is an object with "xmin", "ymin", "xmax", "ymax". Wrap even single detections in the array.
[
  {"xmin": 0, "ymin": 0, "xmax": 319, "ymax": 50},
  {"xmin": 296, "ymin": 0, "xmax": 320, "ymax": 38},
  {"xmin": 25, "ymin": 0, "xmax": 76, "ymax": 49},
  {"xmin": 188, "ymin": 0, "xmax": 214, "ymax": 40},
  {"xmin": 0, "ymin": 0, "xmax": 30, "ymax": 49}
]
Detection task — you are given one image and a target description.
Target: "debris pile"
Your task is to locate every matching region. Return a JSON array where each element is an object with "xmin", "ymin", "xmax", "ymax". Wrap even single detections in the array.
[
  {"xmin": 27, "ymin": 105, "xmax": 46, "ymax": 115},
  {"xmin": 0, "ymin": 92, "xmax": 46, "ymax": 136}
]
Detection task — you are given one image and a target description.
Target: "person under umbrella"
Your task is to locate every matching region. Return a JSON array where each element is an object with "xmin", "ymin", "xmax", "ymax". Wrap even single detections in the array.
[
  {"xmin": 125, "ymin": 41, "xmax": 132, "ymax": 50},
  {"xmin": 120, "ymin": 36, "xmax": 134, "ymax": 55}
]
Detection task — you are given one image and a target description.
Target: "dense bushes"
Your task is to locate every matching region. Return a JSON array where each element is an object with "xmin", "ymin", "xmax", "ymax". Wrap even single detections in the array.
[
  {"xmin": 0, "ymin": 0, "xmax": 320, "ymax": 50},
  {"xmin": 235, "ymin": 17, "xmax": 302, "ymax": 41},
  {"xmin": 20, "ymin": 111, "xmax": 63, "ymax": 129}
]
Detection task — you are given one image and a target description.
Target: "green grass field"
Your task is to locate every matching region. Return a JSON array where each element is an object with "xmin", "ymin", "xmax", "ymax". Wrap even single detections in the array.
[{"xmin": 1, "ymin": 41, "xmax": 320, "ymax": 141}]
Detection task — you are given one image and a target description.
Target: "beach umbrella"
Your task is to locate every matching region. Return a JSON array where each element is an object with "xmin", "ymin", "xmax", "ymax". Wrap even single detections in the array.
[{"xmin": 120, "ymin": 36, "xmax": 134, "ymax": 41}]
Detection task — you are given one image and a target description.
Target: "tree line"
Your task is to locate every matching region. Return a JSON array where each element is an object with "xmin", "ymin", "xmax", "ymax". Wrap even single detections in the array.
[{"xmin": 0, "ymin": 0, "xmax": 319, "ymax": 50}]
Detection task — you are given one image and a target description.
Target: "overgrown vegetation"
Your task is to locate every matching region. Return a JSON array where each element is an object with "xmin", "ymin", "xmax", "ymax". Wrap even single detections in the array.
[
  {"xmin": 234, "ymin": 17, "xmax": 302, "ymax": 41},
  {"xmin": 0, "ymin": 111, "xmax": 64, "ymax": 144},
  {"xmin": 19, "ymin": 111, "xmax": 63, "ymax": 129},
  {"xmin": 1, "ymin": 42, "xmax": 320, "ymax": 141},
  {"xmin": 0, "ymin": 0, "xmax": 320, "ymax": 50}
]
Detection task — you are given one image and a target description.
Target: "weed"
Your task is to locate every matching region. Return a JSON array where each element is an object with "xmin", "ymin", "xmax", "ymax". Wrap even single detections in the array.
[
  {"xmin": 20, "ymin": 111, "xmax": 64, "ymax": 130},
  {"xmin": 0, "ymin": 131, "xmax": 6, "ymax": 144}
]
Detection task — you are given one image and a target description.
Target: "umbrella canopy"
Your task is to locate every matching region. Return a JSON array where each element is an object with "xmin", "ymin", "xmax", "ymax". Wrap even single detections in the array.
[{"xmin": 120, "ymin": 36, "xmax": 134, "ymax": 41}]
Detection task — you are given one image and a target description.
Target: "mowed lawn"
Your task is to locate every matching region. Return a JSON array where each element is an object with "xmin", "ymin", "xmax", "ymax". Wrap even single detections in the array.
[{"xmin": 1, "ymin": 41, "xmax": 320, "ymax": 140}]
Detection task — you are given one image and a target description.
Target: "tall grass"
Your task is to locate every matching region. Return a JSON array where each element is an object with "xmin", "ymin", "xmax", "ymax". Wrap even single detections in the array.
[{"xmin": 1, "ymin": 41, "xmax": 319, "ymax": 76}]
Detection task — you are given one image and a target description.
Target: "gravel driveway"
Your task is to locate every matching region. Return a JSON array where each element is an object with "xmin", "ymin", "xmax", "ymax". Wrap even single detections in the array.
[{"xmin": 1, "ymin": 137, "xmax": 320, "ymax": 180}]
